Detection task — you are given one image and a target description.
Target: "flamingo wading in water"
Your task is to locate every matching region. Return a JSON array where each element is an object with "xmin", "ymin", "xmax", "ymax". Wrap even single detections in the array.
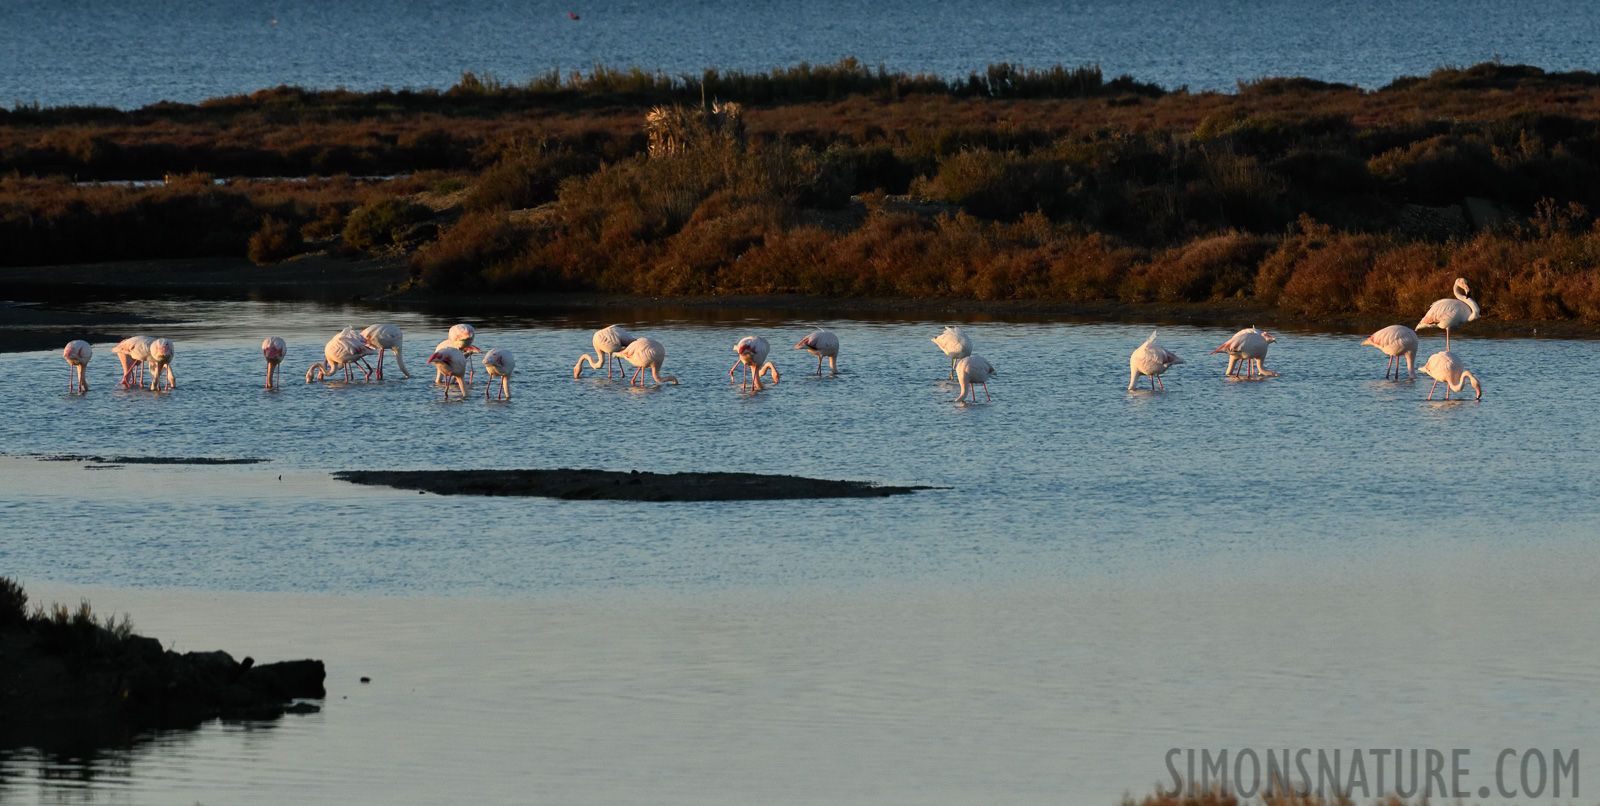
[
  {"xmin": 63, "ymin": 340, "xmax": 92, "ymax": 394},
  {"xmin": 1420, "ymin": 351, "xmax": 1483, "ymax": 400},
  {"xmin": 1128, "ymin": 331, "xmax": 1184, "ymax": 390},
  {"xmin": 932, "ymin": 327, "xmax": 973, "ymax": 380},
  {"xmin": 428, "ymin": 346, "xmax": 469, "ymax": 399},
  {"xmin": 617, "ymin": 338, "xmax": 678, "ymax": 386},
  {"xmin": 361, "ymin": 324, "xmax": 409, "ymax": 380},
  {"xmin": 1416, "ymin": 278, "xmax": 1480, "ymax": 350},
  {"xmin": 262, "ymin": 337, "xmax": 286, "ymax": 389},
  {"xmin": 482, "ymin": 348, "xmax": 514, "ymax": 399},
  {"xmin": 953, "ymin": 355, "xmax": 996, "ymax": 404},
  {"xmin": 1361, "ymin": 325, "xmax": 1418, "ymax": 379},
  {"xmin": 306, "ymin": 327, "xmax": 377, "ymax": 383},
  {"xmin": 113, "ymin": 336, "xmax": 153, "ymax": 388},
  {"xmin": 794, "ymin": 329, "xmax": 839, "ymax": 376},
  {"xmin": 573, "ymin": 324, "xmax": 637, "ymax": 379},
  {"xmin": 147, "ymin": 338, "xmax": 176, "ymax": 391},
  {"xmin": 730, "ymin": 336, "xmax": 780, "ymax": 391},
  {"xmin": 1211, "ymin": 328, "xmax": 1278, "ymax": 378},
  {"xmin": 441, "ymin": 324, "xmax": 482, "ymax": 384}
]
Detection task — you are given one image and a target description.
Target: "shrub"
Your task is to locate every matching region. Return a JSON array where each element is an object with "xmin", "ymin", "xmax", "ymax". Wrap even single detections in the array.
[
  {"xmin": 0, "ymin": 576, "xmax": 25, "ymax": 627},
  {"xmin": 413, "ymin": 212, "xmax": 533, "ymax": 288},
  {"xmin": 247, "ymin": 215, "xmax": 303, "ymax": 264},
  {"xmin": 465, "ymin": 144, "xmax": 597, "ymax": 212},
  {"xmin": 343, "ymin": 198, "xmax": 432, "ymax": 250}
]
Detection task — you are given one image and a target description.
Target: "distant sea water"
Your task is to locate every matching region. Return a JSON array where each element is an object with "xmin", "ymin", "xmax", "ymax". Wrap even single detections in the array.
[{"xmin": 2, "ymin": 0, "xmax": 1599, "ymax": 110}]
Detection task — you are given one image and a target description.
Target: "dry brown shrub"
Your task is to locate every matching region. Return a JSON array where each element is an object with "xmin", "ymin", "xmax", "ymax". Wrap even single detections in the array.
[
  {"xmin": 1358, "ymin": 241, "xmax": 1442, "ymax": 314},
  {"xmin": 247, "ymin": 215, "xmax": 302, "ymax": 264},
  {"xmin": 1132, "ymin": 231, "xmax": 1273, "ymax": 303},
  {"xmin": 1277, "ymin": 232, "xmax": 1376, "ymax": 315}
]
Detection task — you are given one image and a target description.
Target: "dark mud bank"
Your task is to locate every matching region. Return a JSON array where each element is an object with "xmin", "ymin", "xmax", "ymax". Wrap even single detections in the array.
[{"xmin": 336, "ymin": 468, "xmax": 936, "ymax": 501}]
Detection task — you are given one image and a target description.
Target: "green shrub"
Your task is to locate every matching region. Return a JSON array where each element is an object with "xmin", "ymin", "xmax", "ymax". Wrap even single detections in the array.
[{"xmin": 343, "ymin": 198, "xmax": 432, "ymax": 250}]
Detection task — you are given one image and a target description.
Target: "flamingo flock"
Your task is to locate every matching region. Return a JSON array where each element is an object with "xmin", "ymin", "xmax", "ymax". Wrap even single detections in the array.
[{"xmin": 51, "ymin": 278, "xmax": 1490, "ymax": 404}]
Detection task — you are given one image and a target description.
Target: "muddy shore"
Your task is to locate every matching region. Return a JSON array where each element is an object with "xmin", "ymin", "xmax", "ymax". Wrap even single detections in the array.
[
  {"xmin": 2, "ymin": 257, "xmax": 1595, "ymax": 350},
  {"xmin": 336, "ymin": 468, "xmax": 934, "ymax": 501}
]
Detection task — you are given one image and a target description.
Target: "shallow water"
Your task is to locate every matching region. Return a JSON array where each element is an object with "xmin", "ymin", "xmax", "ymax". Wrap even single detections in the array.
[
  {"xmin": 4, "ymin": 0, "xmax": 1599, "ymax": 109},
  {"xmin": 2, "ymin": 299, "xmax": 1598, "ymax": 804}
]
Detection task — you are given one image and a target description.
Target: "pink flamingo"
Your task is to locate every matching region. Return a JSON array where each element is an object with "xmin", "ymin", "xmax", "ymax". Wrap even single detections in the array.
[
  {"xmin": 361, "ymin": 324, "xmax": 409, "ymax": 380},
  {"xmin": 147, "ymin": 338, "xmax": 176, "ymax": 391},
  {"xmin": 573, "ymin": 324, "xmax": 636, "ymax": 379},
  {"xmin": 482, "ymin": 348, "xmax": 515, "ymax": 399},
  {"xmin": 730, "ymin": 336, "xmax": 780, "ymax": 390},
  {"xmin": 1420, "ymin": 351, "xmax": 1483, "ymax": 400},
  {"xmin": 953, "ymin": 355, "xmax": 996, "ymax": 404},
  {"xmin": 63, "ymin": 340, "xmax": 92, "ymax": 394},
  {"xmin": 262, "ymin": 337, "xmax": 286, "ymax": 389},
  {"xmin": 306, "ymin": 327, "xmax": 377, "ymax": 383},
  {"xmin": 617, "ymin": 338, "xmax": 678, "ymax": 386},
  {"xmin": 794, "ymin": 329, "xmax": 839, "ymax": 376},
  {"xmin": 428, "ymin": 346, "xmax": 469, "ymax": 399},
  {"xmin": 1416, "ymin": 278, "xmax": 1480, "ymax": 350},
  {"xmin": 113, "ymin": 336, "xmax": 153, "ymax": 387},
  {"xmin": 441, "ymin": 324, "xmax": 483, "ymax": 384},
  {"xmin": 1128, "ymin": 331, "xmax": 1184, "ymax": 391},
  {"xmin": 1361, "ymin": 325, "xmax": 1418, "ymax": 380},
  {"xmin": 1210, "ymin": 327, "xmax": 1278, "ymax": 378}
]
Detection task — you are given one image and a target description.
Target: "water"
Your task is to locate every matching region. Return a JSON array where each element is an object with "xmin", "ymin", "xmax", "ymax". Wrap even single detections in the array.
[
  {"xmin": 4, "ymin": 0, "xmax": 1599, "ymax": 110},
  {"xmin": 1, "ymin": 299, "xmax": 1599, "ymax": 804}
]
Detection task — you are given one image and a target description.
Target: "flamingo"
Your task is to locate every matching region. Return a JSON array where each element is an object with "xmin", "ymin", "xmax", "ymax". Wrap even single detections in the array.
[
  {"xmin": 147, "ymin": 338, "xmax": 176, "ymax": 391},
  {"xmin": 1361, "ymin": 325, "xmax": 1418, "ymax": 380},
  {"xmin": 262, "ymin": 336, "xmax": 286, "ymax": 389},
  {"xmin": 573, "ymin": 324, "xmax": 637, "ymax": 379},
  {"xmin": 1416, "ymin": 277, "xmax": 1480, "ymax": 350},
  {"xmin": 482, "ymin": 348, "xmax": 514, "ymax": 399},
  {"xmin": 113, "ymin": 336, "xmax": 153, "ymax": 388},
  {"xmin": 953, "ymin": 355, "xmax": 996, "ymax": 404},
  {"xmin": 428, "ymin": 346, "xmax": 469, "ymax": 399},
  {"xmin": 932, "ymin": 327, "xmax": 973, "ymax": 379},
  {"xmin": 1420, "ymin": 350, "xmax": 1483, "ymax": 400},
  {"xmin": 794, "ymin": 329, "xmax": 839, "ymax": 376},
  {"xmin": 62, "ymin": 340, "xmax": 92, "ymax": 394},
  {"xmin": 1211, "ymin": 327, "xmax": 1278, "ymax": 378},
  {"xmin": 616, "ymin": 338, "xmax": 678, "ymax": 386},
  {"xmin": 1128, "ymin": 331, "xmax": 1184, "ymax": 391},
  {"xmin": 440, "ymin": 324, "xmax": 483, "ymax": 384},
  {"xmin": 306, "ymin": 327, "xmax": 377, "ymax": 383},
  {"xmin": 361, "ymin": 324, "xmax": 409, "ymax": 380},
  {"xmin": 730, "ymin": 336, "xmax": 780, "ymax": 391}
]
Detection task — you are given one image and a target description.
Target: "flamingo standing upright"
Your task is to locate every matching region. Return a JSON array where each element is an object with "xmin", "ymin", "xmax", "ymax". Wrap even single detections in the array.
[
  {"xmin": 1361, "ymin": 325, "xmax": 1419, "ymax": 379},
  {"xmin": 932, "ymin": 327, "xmax": 973, "ymax": 379},
  {"xmin": 147, "ymin": 338, "xmax": 177, "ymax": 391},
  {"xmin": 1128, "ymin": 331, "xmax": 1184, "ymax": 390},
  {"xmin": 1420, "ymin": 350, "xmax": 1483, "ymax": 400},
  {"xmin": 1211, "ymin": 328, "xmax": 1278, "ymax": 378},
  {"xmin": 361, "ymin": 324, "xmax": 409, "ymax": 380},
  {"xmin": 62, "ymin": 340, "xmax": 92, "ymax": 394},
  {"xmin": 616, "ymin": 338, "xmax": 678, "ymax": 386},
  {"xmin": 262, "ymin": 336, "xmax": 286, "ymax": 389},
  {"xmin": 482, "ymin": 348, "xmax": 515, "ymax": 399},
  {"xmin": 113, "ymin": 336, "xmax": 154, "ymax": 388},
  {"xmin": 952, "ymin": 355, "xmax": 996, "ymax": 404},
  {"xmin": 442, "ymin": 324, "xmax": 483, "ymax": 384},
  {"xmin": 1416, "ymin": 278, "xmax": 1480, "ymax": 350},
  {"xmin": 306, "ymin": 327, "xmax": 377, "ymax": 383},
  {"xmin": 794, "ymin": 329, "xmax": 839, "ymax": 376},
  {"xmin": 428, "ymin": 346, "xmax": 469, "ymax": 399},
  {"xmin": 573, "ymin": 324, "xmax": 637, "ymax": 379},
  {"xmin": 730, "ymin": 336, "xmax": 780, "ymax": 391}
]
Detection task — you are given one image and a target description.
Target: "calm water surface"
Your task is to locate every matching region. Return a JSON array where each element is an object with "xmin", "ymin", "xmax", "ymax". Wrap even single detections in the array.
[
  {"xmin": 4, "ymin": 0, "xmax": 1599, "ymax": 109},
  {"xmin": 1, "ymin": 299, "xmax": 1598, "ymax": 804}
]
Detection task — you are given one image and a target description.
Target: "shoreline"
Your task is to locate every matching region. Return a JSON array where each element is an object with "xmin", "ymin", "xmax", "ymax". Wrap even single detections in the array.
[{"xmin": 2, "ymin": 257, "xmax": 1594, "ymax": 352}]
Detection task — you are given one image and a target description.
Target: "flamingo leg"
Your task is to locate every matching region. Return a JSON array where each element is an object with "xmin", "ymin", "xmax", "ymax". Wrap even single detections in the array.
[
  {"xmin": 1444, "ymin": 329, "xmax": 1451, "ymax": 351},
  {"xmin": 828, "ymin": 355, "xmax": 836, "ymax": 376},
  {"xmin": 1156, "ymin": 375, "xmax": 1165, "ymax": 391}
]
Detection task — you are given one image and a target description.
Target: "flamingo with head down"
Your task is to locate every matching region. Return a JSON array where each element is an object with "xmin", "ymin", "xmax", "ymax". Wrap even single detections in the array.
[
  {"xmin": 361, "ymin": 324, "xmax": 409, "ymax": 380},
  {"xmin": 730, "ymin": 336, "xmax": 780, "ymax": 391},
  {"xmin": 113, "ymin": 336, "xmax": 153, "ymax": 387},
  {"xmin": 1128, "ymin": 331, "xmax": 1184, "ymax": 391},
  {"xmin": 1361, "ymin": 325, "xmax": 1418, "ymax": 380},
  {"xmin": 306, "ymin": 327, "xmax": 377, "ymax": 383},
  {"xmin": 442, "ymin": 323, "xmax": 483, "ymax": 384},
  {"xmin": 617, "ymin": 338, "xmax": 678, "ymax": 386},
  {"xmin": 1420, "ymin": 351, "xmax": 1483, "ymax": 400},
  {"xmin": 262, "ymin": 337, "xmax": 286, "ymax": 389},
  {"xmin": 1211, "ymin": 328, "xmax": 1278, "ymax": 378},
  {"xmin": 428, "ymin": 346, "xmax": 469, "ymax": 399},
  {"xmin": 952, "ymin": 355, "xmax": 996, "ymax": 404},
  {"xmin": 482, "ymin": 348, "xmax": 514, "ymax": 399},
  {"xmin": 146, "ymin": 338, "xmax": 176, "ymax": 391},
  {"xmin": 63, "ymin": 340, "xmax": 92, "ymax": 394},
  {"xmin": 932, "ymin": 327, "xmax": 973, "ymax": 380},
  {"xmin": 794, "ymin": 329, "xmax": 839, "ymax": 376},
  {"xmin": 573, "ymin": 324, "xmax": 636, "ymax": 379},
  {"xmin": 1416, "ymin": 278, "xmax": 1480, "ymax": 350}
]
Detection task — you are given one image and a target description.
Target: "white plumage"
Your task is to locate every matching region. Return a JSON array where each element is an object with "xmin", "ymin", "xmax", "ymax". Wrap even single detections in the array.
[
  {"xmin": 482, "ymin": 347, "xmax": 515, "ymax": 399},
  {"xmin": 1415, "ymin": 278, "xmax": 1480, "ymax": 350},
  {"xmin": 1420, "ymin": 350, "xmax": 1482, "ymax": 400},
  {"xmin": 793, "ymin": 329, "xmax": 840, "ymax": 376},
  {"xmin": 147, "ymin": 338, "xmax": 176, "ymax": 391},
  {"xmin": 361, "ymin": 324, "xmax": 409, "ymax": 379},
  {"xmin": 261, "ymin": 336, "xmax": 286, "ymax": 389},
  {"xmin": 731, "ymin": 336, "xmax": 780, "ymax": 390},
  {"xmin": 1128, "ymin": 331, "xmax": 1184, "ymax": 391},
  {"xmin": 63, "ymin": 340, "xmax": 92, "ymax": 394},
  {"xmin": 307, "ymin": 327, "xmax": 377, "ymax": 383},
  {"xmin": 1210, "ymin": 327, "xmax": 1278, "ymax": 378},
  {"xmin": 932, "ymin": 327, "xmax": 974, "ymax": 380},
  {"xmin": 953, "ymin": 354, "xmax": 996, "ymax": 404},
  {"xmin": 428, "ymin": 346, "xmax": 469, "ymax": 399},
  {"xmin": 574, "ymin": 324, "xmax": 637, "ymax": 379},
  {"xmin": 1361, "ymin": 325, "xmax": 1418, "ymax": 379},
  {"xmin": 617, "ymin": 338, "xmax": 678, "ymax": 386},
  {"xmin": 113, "ymin": 336, "xmax": 154, "ymax": 388}
]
